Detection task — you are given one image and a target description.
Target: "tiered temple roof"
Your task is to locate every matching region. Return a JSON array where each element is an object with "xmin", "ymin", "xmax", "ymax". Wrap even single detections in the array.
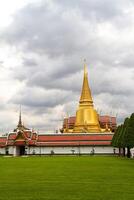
[
  {"xmin": 62, "ymin": 115, "xmax": 117, "ymax": 133},
  {"xmin": 0, "ymin": 131, "xmax": 113, "ymax": 148}
]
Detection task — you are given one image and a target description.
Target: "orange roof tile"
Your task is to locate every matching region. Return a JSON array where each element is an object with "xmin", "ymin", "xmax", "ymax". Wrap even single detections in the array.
[
  {"xmin": 37, "ymin": 134, "xmax": 113, "ymax": 142},
  {"xmin": 0, "ymin": 132, "xmax": 113, "ymax": 147},
  {"xmin": 0, "ymin": 137, "xmax": 7, "ymax": 147},
  {"xmin": 36, "ymin": 140, "xmax": 111, "ymax": 147},
  {"xmin": 8, "ymin": 134, "xmax": 16, "ymax": 140}
]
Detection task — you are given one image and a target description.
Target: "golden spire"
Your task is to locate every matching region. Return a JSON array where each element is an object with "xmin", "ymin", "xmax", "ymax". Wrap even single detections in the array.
[
  {"xmin": 17, "ymin": 105, "xmax": 23, "ymax": 130},
  {"xmin": 73, "ymin": 62, "xmax": 101, "ymax": 133},
  {"xmin": 79, "ymin": 63, "xmax": 93, "ymax": 106},
  {"xmin": 18, "ymin": 105, "xmax": 22, "ymax": 127}
]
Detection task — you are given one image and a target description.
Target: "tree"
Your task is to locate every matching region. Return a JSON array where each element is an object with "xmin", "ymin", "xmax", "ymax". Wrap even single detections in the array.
[
  {"xmin": 111, "ymin": 125, "xmax": 123, "ymax": 156},
  {"xmin": 123, "ymin": 113, "xmax": 134, "ymax": 158},
  {"xmin": 111, "ymin": 126, "xmax": 119, "ymax": 147},
  {"xmin": 118, "ymin": 118, "xmax": 129, "ymax": 157},
  {"xmin": 111, "ymin": 113, "xmax": 134, "ymax": 158}
]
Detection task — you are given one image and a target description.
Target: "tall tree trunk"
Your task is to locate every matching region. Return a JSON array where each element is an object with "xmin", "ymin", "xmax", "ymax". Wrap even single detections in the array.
[
  {"xmin": 127, "ymin": 147, "xmax": 131, "ymax": 158},
  {"xmin": 123, "ymin": 148, "xmax": 126, "ymax": 157},
  {"xmin": 119, "ymin": 147, "xmax": 121, "ymax": 156}
]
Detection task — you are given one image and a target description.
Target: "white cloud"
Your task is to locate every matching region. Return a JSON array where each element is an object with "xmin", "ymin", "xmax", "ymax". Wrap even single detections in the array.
[{"xmin": 0, "ymin": 0, "xmax": 134, "ymax": 133}]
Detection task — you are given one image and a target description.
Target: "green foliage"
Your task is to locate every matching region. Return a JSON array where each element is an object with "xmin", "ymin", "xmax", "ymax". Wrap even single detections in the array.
[
  {"xmin": 111, "ymin": 126, "xmax": 120, "ymax": 146},
  {"xmin": 115, "ymin": 125, "xmax": 123, "ymax": 147},
  {"xmin": 119, "ymin": 118, "xmax": 129, "ymax": 147},
  {"xmin": 112, "ymin": 113, "xmax": 134, "ymax": 149},
  {"xmin": 124, "ymin": 113, "xmax": 134, "ymax": 148},
  {"xmin": 112, "ymin": 125, "xmax": 123, "ymax": 147},
  {"xmin": 0, "ymin": 156, "xmax": 134, "ymax": 200}
]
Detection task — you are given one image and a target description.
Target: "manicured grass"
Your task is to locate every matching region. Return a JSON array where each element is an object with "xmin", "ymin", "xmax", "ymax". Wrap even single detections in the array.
[{"xmin": 0, "ymin": 156, "xmax": 134, "ymax": 200}]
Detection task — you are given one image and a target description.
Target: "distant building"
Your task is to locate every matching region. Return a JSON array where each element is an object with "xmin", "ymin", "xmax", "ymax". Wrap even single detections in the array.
[
  {"xmin": 0, "ymin": 63, "xmax": 117, "ymax": 156},
  {"xmin": 61, "ymin": 63, "xmax": 117, "ymax": 133},
  {"xmin": 0, "ymin": 130, "xmax": 116, "ymax": 156},
  {"xmin": 99, "ymin": 115, "xmax": 116, "ymax": 132},
  {"xmin": 73, "ymin": 64, "xmax": 101, "ymax": 133},
  {"xmin": 62, "ymin": 115, "xmax": 117, "ymax": 133}
]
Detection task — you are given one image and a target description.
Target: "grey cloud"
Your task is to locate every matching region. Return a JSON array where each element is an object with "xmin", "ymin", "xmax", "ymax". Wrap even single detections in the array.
[
  {"xmin": 2, "ymin": 0, "xmax": 131, "ymax": 58},
  {"xmin": 55, "ymin": 0, "xmax": 127, "ymax": 20},
  {"xmin": 10, "ymin": 87, "xmax": 74, "ymax": 108},
  {"xmin": 27, "ymin": 69, "xmax": 82, "ymax": 92},
  {"xmin": 0, "ymin": 0, "xmax": 134, "ymax": 131},
  {"xmin": 2, "ymin": 0, "xmax": 134, "ymax": 72},
  {"xmin": 22, "ymin": 57, "xmax": 37, "ymax": 67},
  {"xmin": 0, "ymin": 102, "xmax": 6, "ymax": 110}
]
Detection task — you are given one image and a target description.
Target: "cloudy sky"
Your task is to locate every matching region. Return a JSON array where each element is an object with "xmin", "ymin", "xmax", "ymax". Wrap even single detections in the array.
[{"xmin": 0, "ymin": 0, "xmax": 134, "ymax": 133}]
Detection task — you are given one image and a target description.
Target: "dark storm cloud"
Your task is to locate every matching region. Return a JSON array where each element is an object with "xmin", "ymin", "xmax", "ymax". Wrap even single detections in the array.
[
  {"xmin": 11, "ymin": 87, "xmax": 74, "ymax": 108},
  {"xmin": 1, "ymin": 0, "xmax": 134, "ymax": 128},
  {"xmin": 2, "ymin": 0, "xmax": 130, "ymax": 58},
  {"xmin": 27, "ymin": 70, "xmax": 82, "ymax": 92},
  {"xmin": 22, "ymin": 57, "xmax": 37, "ymax": 67},
  {"xmin": 2, "ymin": 1, "xmax": 89, "ymax": 57},
  {"xmin": 55, "ymin": 0, "xmax": 126, "ymax": 20}
]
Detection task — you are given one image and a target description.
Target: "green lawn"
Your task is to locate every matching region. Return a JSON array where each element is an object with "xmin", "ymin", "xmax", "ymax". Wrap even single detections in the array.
[{"xmin": 0, "ymin": 156, "xmax": 134, "ymax": 200}]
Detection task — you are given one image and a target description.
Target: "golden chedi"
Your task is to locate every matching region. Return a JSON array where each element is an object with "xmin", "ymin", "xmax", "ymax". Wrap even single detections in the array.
[{"xmin": 73, "ymin": 64, "xmax": 101, "ymax": 133}]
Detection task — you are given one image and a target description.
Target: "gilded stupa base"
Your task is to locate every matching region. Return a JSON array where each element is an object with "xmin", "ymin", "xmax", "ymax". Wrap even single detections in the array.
[
  {"xmin": 68, "ymin": 63, "xmax": 109, "ymax": 134},
  {"xmin": 73, "ymin": 106, "xmax": 101, "ymax": 133},
  {"xmin": 73, "ymin": 125, "xmax": 101, "ymax": 133}
]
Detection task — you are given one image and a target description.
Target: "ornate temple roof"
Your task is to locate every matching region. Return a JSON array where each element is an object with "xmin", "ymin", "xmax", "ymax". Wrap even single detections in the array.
[{"xmin": 0, "ymin": 132, "xmax": 113, "ymax": 147}]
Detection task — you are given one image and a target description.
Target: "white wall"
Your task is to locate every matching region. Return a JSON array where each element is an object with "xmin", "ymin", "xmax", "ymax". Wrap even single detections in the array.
[
  {"xmin": 0, "ymin": 146, "xmax": 14, "ymax": 155},
  {"xmin": 28, "ymin": 146, "xmax": 116, "ymax": 155},
  {"xmin": 0, "ymin": 146, "xmax": 118, "ymax": 155},
  {"xmin": 0, "ymin": 148, "xmax": 5, "ymax": 155},
  {"xmin": 131, "ymin": 148, "xmax": 134, "ymax": 158},
  {"xmin": 8, "ymin": 146, "xmax": 14, "ymax": 155}
]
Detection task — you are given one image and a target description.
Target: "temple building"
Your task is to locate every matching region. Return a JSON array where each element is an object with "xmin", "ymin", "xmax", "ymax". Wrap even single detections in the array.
[
  {"xmin": 13, "ymin": 106, "xmax": 30, "ymax": 132},
  {"xmin": 62, "ymin": 64, "xmax": 116, "ymax": 133},
  {"xmin": 62, "ymin": 115, "xmax": 116, "ymax": 133},
  {"xmin": 0, "ymin": 63, "xmax": 117, "ymax": 156}
]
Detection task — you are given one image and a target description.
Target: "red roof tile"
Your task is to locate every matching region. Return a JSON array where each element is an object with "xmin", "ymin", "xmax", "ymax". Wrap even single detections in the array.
[
  {"xmin": 28, "ymin": 140, "xmax": 36, "ymax": 145},
  {"xmin": 7, "ymin": 141, "xmax": 14, "ymax": 146},
  {"xmin": 68, "ymin": 117, "xmax": 76, "ymax": 123},
  {"xmin": 37, "ymin": 134, "xmax": 113, "ymax": 142},
  {"xmin": 8, "ymin": 134, "xmax": 16, "ymax": 140},
  {"xmin": 14, "ymin": 141, "xmax": 26, "ymax": 146},
  {"xmin": 23, "ymin": 131, "xmax": 31, "ymax": 138},
  {"xmin": 99, "ymin": 116, "xmax": 116, "ymax": 124},
  {"xmin": 0, "ymin": 137, "xmax": 7, "ymax": 147},
  {"xmin": 36, "ymin": 140, "xmax": 111, "ymax": 146},
  {"xmin": 31, "ymin": 133, "xmax": 37, "ymax": 140},
  {"xmin": 0, "ymin": 132, "xmax": 113, "ymax": 147}
]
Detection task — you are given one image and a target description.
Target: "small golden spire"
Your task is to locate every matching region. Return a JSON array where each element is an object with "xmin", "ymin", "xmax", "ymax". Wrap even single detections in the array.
[
  {"xmin": 84, "ymin": 64, "xmax": 88, "ymax": 75},
  {"xmin": 79, "ymin": 62, "xmax": 93, "ymax": 106},
  {"xmin": 18, "ymin": 105, "xmax": 22, "ymax": 128},
  {"xmin": 84, "ymin": 59, "xmax": 88, "ymax": 75},
  {"xmin": 73, "ymin": 62, "xmax": 101, "ymax": 133}
]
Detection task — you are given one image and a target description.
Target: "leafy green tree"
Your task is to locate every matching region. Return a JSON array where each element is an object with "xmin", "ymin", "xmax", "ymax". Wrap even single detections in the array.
[
  {"xmin": 116, "ymin": 125, "xmax": 124, "ymax": 155},
  {"xmin": 111, "ymin": 126, "xmax": 120, "ymax": 147},
  {"xmin": 112, "ymin": 125, "xmax": 123, "ymax": 156},
  {"xmin": 119, "ymin": 118, "xmax": 129, "ymax": 156},
  {"xmin": 123, "ymin": 113, "xmax": 134, "ymax": 158},
  {"xmin": 112, "ymin": 113, "xmax": 134, "ymax": 158}
]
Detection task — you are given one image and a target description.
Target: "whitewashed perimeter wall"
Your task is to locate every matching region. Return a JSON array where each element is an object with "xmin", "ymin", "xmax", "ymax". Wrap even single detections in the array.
[
  {"xmin": 0, "ymin": 146, "xmax": 14, "ymax": 155},
  {"xmin": 28, "ymin": 146, "xmax": 117, "ymax": 155},
  {"xmin": 0, "ymin": 148, "xmax": 5, "ymax": 155},
  {"xmin": 9, "ymin": 146, "xmax": 14, "ymax": 154},
  {"xmin": 0, "ymin": 146, "xmax": 118, "ymax": 155}
]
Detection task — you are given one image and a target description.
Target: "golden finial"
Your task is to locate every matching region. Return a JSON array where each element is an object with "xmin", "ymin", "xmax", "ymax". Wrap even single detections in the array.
[
  {"xmin": 79, "ymin": 60, "xmax": 93, "ymax": 104},
  {"xmin": 18, "ymin": 105, "xmax": 22, "ymax": 127},
  {"xmin": 84, "ymin": 59, "xmax": 88, "ymax": 75},
  {"xmin": 84, "ymin": 58, "xmax": 86, "ymax": 63}
]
